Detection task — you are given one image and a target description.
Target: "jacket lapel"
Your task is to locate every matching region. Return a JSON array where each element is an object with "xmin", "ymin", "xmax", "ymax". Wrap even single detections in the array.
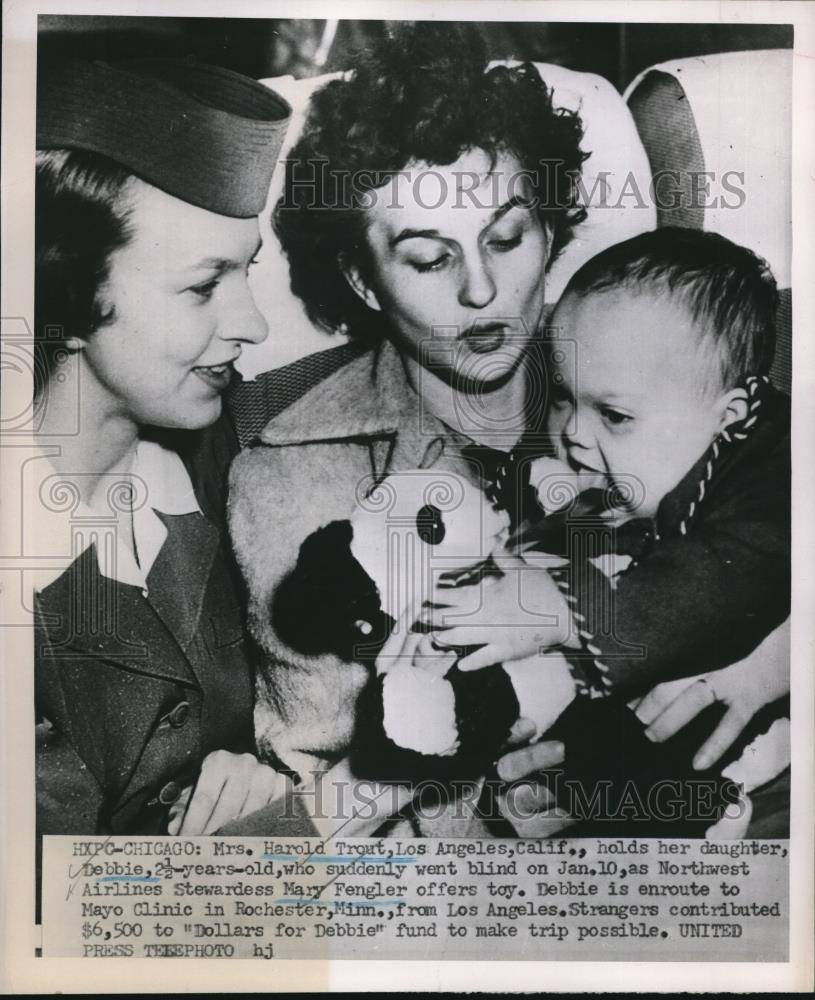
[
  {"xmin": 37, "ymin": 546, "xmax": 198, "ymax": 687},
  {"xmin": 144, "ymin": 510, "xmax": 220, "ymax": 669}
]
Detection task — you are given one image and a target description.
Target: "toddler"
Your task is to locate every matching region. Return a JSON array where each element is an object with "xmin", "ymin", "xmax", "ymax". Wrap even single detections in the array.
[{"xmin": 430, "ymin": 228, "xmax": 790, "ymax": 714}]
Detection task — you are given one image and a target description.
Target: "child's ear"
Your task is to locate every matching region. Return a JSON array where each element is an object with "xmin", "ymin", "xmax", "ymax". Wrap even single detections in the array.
[
  {"xmin": 718, "ymin": 386, "xmax": 749, "ymax": 430},
  {"xmin": 340, "ymin": 257, "xmax": 382, "ymax": 313}
]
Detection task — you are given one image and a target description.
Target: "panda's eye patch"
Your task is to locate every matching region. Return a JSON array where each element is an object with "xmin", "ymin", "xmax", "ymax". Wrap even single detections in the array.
[{"xmin": 416, "ymin": 504, "xmax": 446, "ymax": 545}]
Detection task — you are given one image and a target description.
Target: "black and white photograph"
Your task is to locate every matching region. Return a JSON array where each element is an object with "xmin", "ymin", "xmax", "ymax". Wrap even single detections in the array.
[{"xmin": 1, "ymin": 0, "xmax": 813, "ymax": 992}]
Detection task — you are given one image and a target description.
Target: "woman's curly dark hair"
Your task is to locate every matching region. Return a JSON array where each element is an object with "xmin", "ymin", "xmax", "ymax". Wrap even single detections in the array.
[{"xmin": 274, "ymin": 23, "xmax": 588, "ymax": 341}]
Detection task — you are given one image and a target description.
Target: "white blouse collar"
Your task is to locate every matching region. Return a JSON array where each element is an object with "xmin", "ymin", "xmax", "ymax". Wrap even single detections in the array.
[{"xmin": 27, "ymin": 438, "xmax": 201, "ymax": 595}]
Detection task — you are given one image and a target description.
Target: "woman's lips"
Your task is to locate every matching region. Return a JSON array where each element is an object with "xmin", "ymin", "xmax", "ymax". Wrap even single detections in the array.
[
  {"xmin": 192, "ymin": 361, "xmax": 234, "ymax": 392},
  {"xmin": 459, "ymin": 323, "xmax": 507, "ymax": 354}
]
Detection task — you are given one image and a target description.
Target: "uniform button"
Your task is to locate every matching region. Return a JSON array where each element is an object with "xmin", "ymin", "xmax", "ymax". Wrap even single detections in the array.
[
  {"xmin": 168, "ymin": 701, "xmax": 191, "ymax": 728},
  {"xmin": 158, "ymin": 781, "xmax": 182, "ymax": 805}
]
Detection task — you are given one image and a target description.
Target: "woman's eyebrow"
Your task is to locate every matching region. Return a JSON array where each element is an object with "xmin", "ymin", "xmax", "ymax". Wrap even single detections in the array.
[
  {"xmin": 386, "ymin": 196, "xmax": 534, "ymax": 249},
  {"xmin": 488, "ymin": 194, "xmax": 535, "ymax": 225},
  {"xmin": 388, "ymin": 227, "xmax": 442, "ymax": 249},
  {"xmin": 184, "ymin": 257, "xmax": 230, "ymax": 274},
  {"xmin": 182, "ymin": 239, "xmax": 263, "ymax": 273}
]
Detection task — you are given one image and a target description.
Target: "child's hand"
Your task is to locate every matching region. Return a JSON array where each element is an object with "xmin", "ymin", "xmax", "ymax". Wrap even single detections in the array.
[
  {"xmin": 168, "ymin": 750, "xmax": 292, "ymax": 835},
  {"xmin": 424, "ymin": 557, "xmax": 574, "ymax": 671},
  {"xmin": 375, "ymin": 607, "xmax": 458, "ymax": 678}
]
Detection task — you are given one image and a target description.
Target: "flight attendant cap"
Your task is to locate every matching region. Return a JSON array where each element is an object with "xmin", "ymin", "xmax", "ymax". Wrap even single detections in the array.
[{"xmin": 37, "ymin": 57, "xmax": 292, "ymax": 218}]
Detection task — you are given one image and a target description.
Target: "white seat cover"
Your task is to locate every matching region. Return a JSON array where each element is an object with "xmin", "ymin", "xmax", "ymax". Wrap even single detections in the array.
[{"xmin": 624, "ymin": 50, "xmax": 792, "ymax": 287}]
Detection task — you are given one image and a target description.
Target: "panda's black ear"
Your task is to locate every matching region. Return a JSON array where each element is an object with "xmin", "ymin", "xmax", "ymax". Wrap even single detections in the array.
[
  {"xmin": 271, "ymin": 520, "xmax": 356, "ymax": 655},
  {"xmin": 271, "ymin": 519, "xmax": 390, "ymax": 660},
  {"xmin": 297, "ymin": 519, "xmax": 354, "ymax": 570}
]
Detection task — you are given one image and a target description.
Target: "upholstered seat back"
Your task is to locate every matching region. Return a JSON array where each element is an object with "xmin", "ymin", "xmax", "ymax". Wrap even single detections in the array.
[{"xmin": 625, "ymin": 51, "xmax": 792, "ymax": 393}]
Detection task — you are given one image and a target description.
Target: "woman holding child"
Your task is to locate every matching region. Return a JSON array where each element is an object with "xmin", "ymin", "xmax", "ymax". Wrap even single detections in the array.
[
  {"xmin": 228, "ymin": 24, "xmax": 585, "ymax": 836},
  {"xmin": 227, "ymin": 23, "xmax": 790, "ymax": 838}
]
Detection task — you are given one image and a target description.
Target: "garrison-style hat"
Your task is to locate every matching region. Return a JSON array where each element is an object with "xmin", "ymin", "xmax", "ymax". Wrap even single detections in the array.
[{"xmin": 36, "ymin": 58, "xmax": 291, "ymax": 218}]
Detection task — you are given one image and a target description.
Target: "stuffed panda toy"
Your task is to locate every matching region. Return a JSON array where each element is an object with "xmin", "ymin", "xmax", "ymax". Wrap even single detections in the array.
[{"xmin": 271, "ymin": 466, "xmax": 747, "ymax": 836}]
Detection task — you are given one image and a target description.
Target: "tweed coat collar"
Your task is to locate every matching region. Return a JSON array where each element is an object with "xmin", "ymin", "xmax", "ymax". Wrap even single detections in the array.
[
  {"xmin": 254, "ymin": 338, "xmax": 528, "ymax": 481},
  {"xmin": 255, "ymin": 339, "xmax": 461, "ymax": 480},
  {"xmin": 257, "ymin": 338, "xmax": 424, "ymax": 445}
]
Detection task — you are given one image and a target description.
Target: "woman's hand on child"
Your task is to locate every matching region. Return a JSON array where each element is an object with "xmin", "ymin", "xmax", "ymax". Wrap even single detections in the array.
[
  {"xmin": 424, "ymin": 557, "xmax": 574, "ymax": 671},
  {"xmin": 168, "ymin": 750, "xmax": 292, "ymax": 835},
  {"xmin": 633, "ymin": 618, "xmax": 790, "ymax": 770},
  {"xmin": 494, "ymin": 731, "xmax": 576, "ymax": 836}
]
